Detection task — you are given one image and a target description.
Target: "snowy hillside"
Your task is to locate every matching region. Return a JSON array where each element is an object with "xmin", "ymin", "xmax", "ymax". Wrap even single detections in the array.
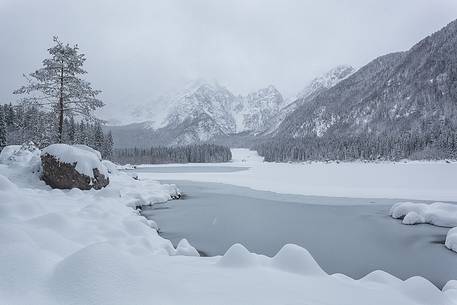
[
  {"xmin": 263, "ymin": 65, "xmax": 355, "ymax": 135},
  {"xmin": 276, "ymin": 20, "xmax": 457, "ymax": 141}
]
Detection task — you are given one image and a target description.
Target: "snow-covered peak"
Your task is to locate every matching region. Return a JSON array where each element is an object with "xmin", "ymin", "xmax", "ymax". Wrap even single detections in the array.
[
  {"xmin": 296, "ymin": 65, "xmax": 355, "ymax": 100},
  {"xmin": 244, "ymin": 85, "xmax": 284, "ymax": 106},
  {"xmin": 234, "ymin": 85, "xmax": 285, "ymax": 133}
]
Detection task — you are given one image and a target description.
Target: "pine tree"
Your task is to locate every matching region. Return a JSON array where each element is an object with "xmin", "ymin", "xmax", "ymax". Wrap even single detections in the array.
[
  {"xmin": 103, "ymin": 131, "xmax": 114, "ymax": 160},
  {"xmin": 93, "ymin": 122, "xmax": 104, "ymax": 153},
  {"xmin": 13, "ymin": 36, "xmax": 104, "ymax": 143},
  {"xmin": 5, "ymin": 103, "xmax": 15, "ymax": 127},
  {"xmin": 68, "ymin": 116, "xmax": 76, "ymax": 144},
  {"xmin": 0, "ymin": 107, "xmax": 7, "ymax": 149}
]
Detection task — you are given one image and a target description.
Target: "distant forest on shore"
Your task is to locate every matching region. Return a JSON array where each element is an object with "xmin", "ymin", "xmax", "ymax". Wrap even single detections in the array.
[{"xmin": 112, "ymin": 144, "xmax": 232, "ymax": 164}]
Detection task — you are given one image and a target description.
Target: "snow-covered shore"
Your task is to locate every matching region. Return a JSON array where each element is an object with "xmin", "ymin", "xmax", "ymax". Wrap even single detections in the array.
[
  {"xmin": 0, "ymin": 145, "xmax": 456, "ymax": 305},
  {"xmin": 138, "ymin": 149, "xmax": 457, "ymax": 202}
]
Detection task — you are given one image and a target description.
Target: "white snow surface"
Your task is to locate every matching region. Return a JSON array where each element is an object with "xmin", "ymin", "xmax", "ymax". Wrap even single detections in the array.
[
  {"xmin": 1, "ymin": 146, "xmax": 456, "ymax": 304},
  {"xmin": 42, "ymin": 144, "xmax": 108, "ymax": 178},
  {"xmin": 139, "ymin": 148, "xmax": 457, "ymax": 202},
  {"xmin": 390, "ymin": 201, "xmax": 457, "ymax": 253},
  {"xmin": 447, "ymin": 228, "xmax": 457, "ymax": 253}
]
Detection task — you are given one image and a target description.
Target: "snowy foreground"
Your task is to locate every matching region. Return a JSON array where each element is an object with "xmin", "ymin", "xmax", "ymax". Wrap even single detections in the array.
[{"xmin": 0, "ymin": 146, "xmax": 456, "ymax": 305}]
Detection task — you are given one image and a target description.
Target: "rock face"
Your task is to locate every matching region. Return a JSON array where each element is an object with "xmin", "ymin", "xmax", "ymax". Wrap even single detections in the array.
[{"xmin": 41, "ymin": 151, "xmax": 109, "ymax": 190}]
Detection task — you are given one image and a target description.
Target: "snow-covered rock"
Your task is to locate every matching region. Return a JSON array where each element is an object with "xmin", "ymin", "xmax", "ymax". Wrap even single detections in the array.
[
  {"xmin": 41, "ymin": 144, "xmax": 109, "ymax": 190},
  {"xmin": 0, "ymin": 145, "xmax": 21, "ymax": 162},
  {"xmin": 390, "ymin": 201, "xmax": 457, "ymax": 253},
  {"xmin": 0, "ymin": 142, "xmax": 40, "ymax": 165},
  {"xmin": 402, "ymin": 211, "xmax": 426, "ymax": 225},
  {"xmin": 390, "ymin": 202, "xmax": 457, "ymax": 227}
]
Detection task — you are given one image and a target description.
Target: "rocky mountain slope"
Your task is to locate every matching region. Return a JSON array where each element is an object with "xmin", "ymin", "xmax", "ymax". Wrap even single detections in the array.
[
  {"xmin": 264, "ymin": 65, "xmax": 354, "ymax": 135},
  {"xmin": 108, "ymin": 81, "xmax": 289, "ymax": 147},
  {"xmin": 276, "ymin": 19, "xmax": 457, "ymax": 140}
]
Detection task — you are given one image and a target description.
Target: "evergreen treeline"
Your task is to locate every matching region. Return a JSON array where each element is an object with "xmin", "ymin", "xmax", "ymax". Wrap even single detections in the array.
[
  {"xmin": 0, "ymin": 103, "xmax": 114, "ymax": 159},
  {"xmin": 113, "ymin": 144, "xmax": 232, "ymax": 164},
  {"xmin": 255, "ymin": 128, "xmax": 457, "ymax": 162}
]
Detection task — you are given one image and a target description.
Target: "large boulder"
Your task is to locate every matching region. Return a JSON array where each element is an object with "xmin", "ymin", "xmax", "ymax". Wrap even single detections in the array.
[{"xmin": 41, "ymin": 144, "xmax": 109, "ymax": 190}]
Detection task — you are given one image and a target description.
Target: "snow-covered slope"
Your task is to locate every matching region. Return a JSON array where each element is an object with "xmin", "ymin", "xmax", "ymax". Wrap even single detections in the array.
[
  {"xmin": 263, "ymin": 65, "xmax": 355, "ymax": 135},
  {"xmin": 276, "ymin": 19, "xmax": 457, "ymax": 140},
  {"xmin": 233, "ymin": 85, "xmax": 285, "ymax": 134}
]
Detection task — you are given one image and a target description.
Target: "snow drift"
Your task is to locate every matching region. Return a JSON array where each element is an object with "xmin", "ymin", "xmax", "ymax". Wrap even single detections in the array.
[{"xmin": 390, "ymin": 201, "xmax": 457, "ymax": 253}]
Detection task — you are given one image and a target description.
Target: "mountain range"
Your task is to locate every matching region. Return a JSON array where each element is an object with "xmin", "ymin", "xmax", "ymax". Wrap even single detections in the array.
[
  {"xmin": 107, "ymin": 67, "xmax": 353, "ymax": 147},
  {"xmin": 108, "ymin": 19, "xmax": 457, "ymax": 152}
]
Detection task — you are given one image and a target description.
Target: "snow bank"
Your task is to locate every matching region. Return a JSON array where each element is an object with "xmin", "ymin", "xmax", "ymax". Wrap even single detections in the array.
[
  {"xmin": 1, "ymin": 147, "xmax": 456, "ymax": 305},
  {"xmin": 141, "ymin": 148, "xmax": 457, "ymax": 202},
  {"xmin": 41, "ymin": 144, "xmax": 107, "ymax": 178},
  {"xmin": 390, "ymin": 201, "xmax": 457, "ymax": 253},
  {"xmin": 446, "ymin": 227, "xmax": 457, "ymax": 253},
  {"xmin": 390, "ymin": 202, "xmax": 457, "ymax": 227}
]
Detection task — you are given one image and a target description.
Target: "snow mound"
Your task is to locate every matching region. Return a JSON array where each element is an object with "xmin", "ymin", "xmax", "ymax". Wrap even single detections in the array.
[
  {"xmin": 360, "ymin": 270, "xmax": 403, "ymax": 286},
  {"xmin": 402, "ymin": 211, "xmax": 426, "ymax": 225},
  {"xmin": 445, "ymin": 227, "xmax": 457, "ymax": 252},
  {"xmin": 402, "ymin": 276, "xmax": 446, "ymax": 305},
  {"xmin": 0, "ymin": 142, "xmax": 40, "ymax": 165},
  {"xmin": 175, "ymin": 239, "xmax": 200, "ymax": 256},
  {"xmin": 42, "ymin": 144, "xmax": 107, "ymax": 178},
  {"xmin": 444, "ymin": 280, "xmax": 457, "ymax": 292},
  {"xmin": 390, "ymin": 202, "xmax": 457, "ymax": 227},
  {"xmin": 218, "ymin": 243, "xmax": 256, "ymax": 268},
  {"xmin": 271, "ymin": 244, "xmax": 326, "ymax": 276},
  {"xmin": 390, "ymin": 201, "xmax": 457, "ymax": 253},
  {"xmin": 0, "ymin": 145, "xmax": 21, "ymax": 162}
]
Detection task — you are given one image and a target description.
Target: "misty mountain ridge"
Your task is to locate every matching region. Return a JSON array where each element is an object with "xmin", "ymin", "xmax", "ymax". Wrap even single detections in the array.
[{"xmin": 108, "ymin": 66, "xmax": 353, "ymax": 147}]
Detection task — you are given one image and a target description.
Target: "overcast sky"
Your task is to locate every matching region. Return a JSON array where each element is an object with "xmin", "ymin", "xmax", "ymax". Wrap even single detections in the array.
[{"xmin": 1, "ymin": 0, "xmax": 456, "ymax": 120}]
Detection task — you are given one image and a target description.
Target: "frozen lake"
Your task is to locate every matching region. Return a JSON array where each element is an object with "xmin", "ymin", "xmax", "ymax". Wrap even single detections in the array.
[
  {"xmin": 135, "ymin": 151, "xmax": 457, "ymax": 289},
  {"xmin": 141, "ymin": 176, "xmax": 457, "ymax": 288}
]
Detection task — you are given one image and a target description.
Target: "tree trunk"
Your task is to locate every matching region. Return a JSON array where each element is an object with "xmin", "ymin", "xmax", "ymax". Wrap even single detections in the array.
[{"xmin": 58, "ymin": 63, "xmax": 64, "ymax": 143}]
